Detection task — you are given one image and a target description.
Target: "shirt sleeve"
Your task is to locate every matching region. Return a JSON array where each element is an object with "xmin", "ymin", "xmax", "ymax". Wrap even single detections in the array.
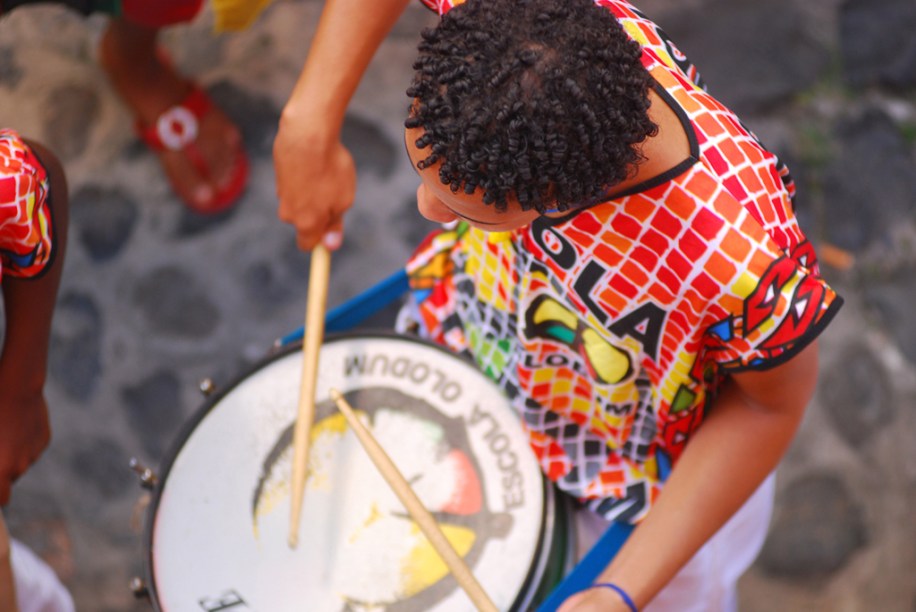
[
  {"xmin": 0, "ymin": 129, "xmax": 55, "ymax": 282},
  {"xmin": 700, "ymin": 236, "xmax": 843, "ymax": 373}
]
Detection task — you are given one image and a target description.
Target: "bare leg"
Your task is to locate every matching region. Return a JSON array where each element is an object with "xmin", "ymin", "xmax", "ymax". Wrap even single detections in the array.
[{"xmin": 99, "ymin": 18, "xmax": 246, "ymax": 211}]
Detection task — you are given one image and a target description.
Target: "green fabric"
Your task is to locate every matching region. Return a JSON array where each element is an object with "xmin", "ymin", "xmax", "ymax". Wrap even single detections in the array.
[
  {"xmin": 93, "ymin": 0, "xmax": 120, "ymax": 16},
  {"xmin": 1, "ymin": 0, "xmax": 120, "ymax": 17}
]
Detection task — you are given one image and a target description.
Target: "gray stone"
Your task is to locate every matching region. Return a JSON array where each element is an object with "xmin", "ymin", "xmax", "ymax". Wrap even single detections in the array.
[
  {"xmin": 2, "ymin": 489, "xmax": 70, "ymax": 572},
  {"xmin": 822, "ymin": 108, "xmax": 916, "ymax": 252},
  {"xmin": 775, "ymin": 151, "xmax": 817, "ymax": 237},
  {"xmin": 395, "ymin": 192, "xmax": 439, "ymax": 249},
  {"xmin": 240, "ymin": 259, "xmax": 300, "ymax": 314},
  {"xmin": 48, "ymin": 291, "xmax": 102, "ymax": 402},
  {"xmin": 351, "ymin": 299, "xmax": 404, "ymax": 332},
  {"xmin": 863, "ymin": 266, "xmax": 916, "ymax": 365},
  {"xmin": 0, "ymin": 45, "xmax": 23, "ymax": 88},
  {"xmin": 280, "ymin": 234, "xmax": 309, "ymax": 278},
  {"xmin": 41, "ymin": 83, "xmax": 99, "ymax": 161},
  {"xmin": 840, "ymin": 0, "xmax": 916, "ymax": 90},
  {"xmin": 131, "ymin": 266, "xmax": 220, "ymax": 339},
  {"xmin": 758, "ymin": 473, "xmax": 867, "ymax": 578},
  {"xmin": 342, "ymin": 114, "xmax": 398, "ymax": 179},
  {"xmin": 650, "ymin": 0, "xmax": 829, "ymax": 114},
  {"xmin": 121, "ymin": 370, "xmax": 186, "ymax": 462},
  {"xmin": 391, "ymin": 3, "xmax": 439, "ymax": 39},
  {"xmin": 4, "ymin": 488, "xmax": 64, "ymax": 527},
  {"xmin": 69, "ymin": 436, "xmax": 133, "ymax": 501},
  {"xmin": 173, "ymin": 203, "xmax": 239, "ymax": 238},
  {"xmin": 169, "ymin": 30, "xmax": 226, "ymax": 79},
  {"xmin": 121, "ymin": 137, "xmax": 149, "ymax": 163},
  {"xmin": 204, "ymin": 355, "xmax": 267, "ymax": 396},
  {"xmin": 820, "ymin": 343, "xmax": 894, "ymax": 447},
  {"xmin": 208, "ymin": 80, "xmax": 280, "ymax": 158},
  {"xmin": 70, "ymin": 185, "xmax": 139, "ymax": 261},
  {"xmin": 232, "ymin": 235, "xmax": 307, "ymax": 315}
]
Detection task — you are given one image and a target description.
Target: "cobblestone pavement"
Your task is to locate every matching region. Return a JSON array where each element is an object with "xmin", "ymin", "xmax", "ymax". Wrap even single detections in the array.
[{"xmin": 1, "ymin": 0, "xmax": 915, "ymax": 610}]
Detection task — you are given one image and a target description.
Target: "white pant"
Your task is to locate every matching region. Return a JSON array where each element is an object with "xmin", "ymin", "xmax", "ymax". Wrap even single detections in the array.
[
  {"xmin": 9, "ymin": 539, "xmax": 74, "ymax": 612},
  {"xmin": 574, "ymin": 473, "xmax": 776, "ymax": 612}
]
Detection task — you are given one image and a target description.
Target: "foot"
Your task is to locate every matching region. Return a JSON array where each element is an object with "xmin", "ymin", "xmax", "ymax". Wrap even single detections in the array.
[{"xmin": 99, "ymin": 21, "xmax": 247, "ymax": 213}]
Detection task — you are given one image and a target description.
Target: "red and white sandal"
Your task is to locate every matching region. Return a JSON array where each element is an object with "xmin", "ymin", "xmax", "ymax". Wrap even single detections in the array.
[{"xmin": 136, "ymin": 87, "xmax": 249, "ymax": 214}]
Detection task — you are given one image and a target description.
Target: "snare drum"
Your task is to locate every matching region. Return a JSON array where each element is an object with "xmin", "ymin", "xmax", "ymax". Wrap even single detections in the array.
[{"xmin": 140, "ymin": 334, "xmax": 574, "ymax": 611}]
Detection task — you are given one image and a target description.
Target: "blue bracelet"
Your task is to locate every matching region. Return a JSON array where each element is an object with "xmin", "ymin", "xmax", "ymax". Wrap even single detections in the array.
[{"xmin": 591, "ymin": 582, "xmax": 638, "ymax": 612}]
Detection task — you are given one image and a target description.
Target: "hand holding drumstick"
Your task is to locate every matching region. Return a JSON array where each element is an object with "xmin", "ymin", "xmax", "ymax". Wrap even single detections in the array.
[
  {"xmin": 288, "ymin": 243, "xmax": 332, "ymax": 549},
  {"xmin": 329, "ymin": 388, "xmax": 499, "ymax": 612}
]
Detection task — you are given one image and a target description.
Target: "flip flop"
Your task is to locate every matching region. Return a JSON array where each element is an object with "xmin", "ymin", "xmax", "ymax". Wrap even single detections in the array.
[{"xmin": 136, "ymin": 86, "xmax": 249, "ymax": 214}]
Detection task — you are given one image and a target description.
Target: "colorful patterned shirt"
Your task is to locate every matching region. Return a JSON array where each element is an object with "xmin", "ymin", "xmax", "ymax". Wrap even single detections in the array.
[
  {"xmin": 403, "ymin": 0, "xmax": 842, "ymax": 523},
  {"xmin": 0, "ymin": 129, "xmax": 54, "ymax": 282}
]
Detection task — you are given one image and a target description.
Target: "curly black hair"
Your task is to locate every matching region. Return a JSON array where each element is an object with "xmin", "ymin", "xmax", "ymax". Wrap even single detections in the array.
[{"xmin": 405, "ymin": 0, "xmax": 658, "ymax": 213}]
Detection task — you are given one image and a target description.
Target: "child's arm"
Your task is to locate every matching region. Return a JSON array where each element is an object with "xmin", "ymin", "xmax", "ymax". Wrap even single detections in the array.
[
  {"xmin": 558, "ymin": 341, "xmax": 820, "ymax": 611},
  {"xmin": 0, "ymin": 275, "xmax": 57, "ymax": 505},
  {"xmin": 0, "ymin": 141, "xmax": 68, "ymax": 506},
  {"xmin": 273, "ymin": 0, "xmax": 413, "ymax": 251}
]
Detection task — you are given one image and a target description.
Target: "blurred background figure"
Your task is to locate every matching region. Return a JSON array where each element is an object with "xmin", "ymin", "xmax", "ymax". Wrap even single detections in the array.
[
  {"xmin": 2, "ymin": 0, "xmax": 250, "ymax": 214},
  {"xmin": 97, "ymin": 1, "xmax": 250, "ymax": 214},
  {"xmin": 0, "ymin": 129, "xmax": 72, "ymax": 610}
]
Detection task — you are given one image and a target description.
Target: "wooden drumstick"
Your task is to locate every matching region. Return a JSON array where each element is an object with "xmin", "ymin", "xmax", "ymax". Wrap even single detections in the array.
[
  {"xmin": 328, "ymin": 388, "xmax": 499, "ymax": 612},
  {"xmin": 288, "ymin": 243, "xmax": 332, "ymax": 549}
]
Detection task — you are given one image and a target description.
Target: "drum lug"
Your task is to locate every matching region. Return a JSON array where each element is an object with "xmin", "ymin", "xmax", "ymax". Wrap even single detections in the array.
[
  {"xmin": 129, "ymin": 576, "xmax": 150, "ymax": 600},
  {"xmin": 129, "ymin": 457, "xmax": 159, "ymax": 490},
  {"xmin": 199, "ymin": 377, "xmax": 216, "ymax": 396}
]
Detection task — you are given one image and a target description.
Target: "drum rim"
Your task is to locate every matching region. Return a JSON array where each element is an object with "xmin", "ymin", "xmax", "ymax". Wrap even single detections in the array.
[
  {"xmin": 511, "ymin": 477, "xmax": 558, "ymax": 612},
  {"xmin": 141, "ymin": 330, "xmax": 556, "ymax": 611}
]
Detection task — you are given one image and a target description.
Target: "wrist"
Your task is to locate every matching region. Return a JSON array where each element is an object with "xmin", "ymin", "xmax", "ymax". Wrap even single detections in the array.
[
  {"xmin": 281, "ymin": 88, "xmax": 346, "ymax": 139},
  {"xmin": 589, "ymin": 583, "xmax": 638, "ymax": 612},
  {"xmin": 278, "ymin": 107, "xmax": 344, "ymax": 153},
  {"xmin": 0, "ymin": 359, "xmax": 46, "ymax": 397}
]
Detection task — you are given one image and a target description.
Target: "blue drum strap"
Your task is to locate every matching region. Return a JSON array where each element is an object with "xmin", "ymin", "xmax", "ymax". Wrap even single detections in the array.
[
  {"xmin": 277, "ymin": 268, "xmax": 410, "ymax": 346},
  {"xmin": 325, "ymin": 268, "xmax": 409, "ymax": 332},
  {"xmin": 539, "ymin": 454, "xmax": 670, "ymax": 610},
  {"xmin": 537, "ymin": 521, "xmax": 635, "ymax": 612}
]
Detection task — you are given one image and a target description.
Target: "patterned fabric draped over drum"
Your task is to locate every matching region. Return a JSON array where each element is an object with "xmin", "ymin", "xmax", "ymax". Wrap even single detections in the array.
[{"xmin": 402, "ymin": 0, "xmax": 842, "ymax": 523}]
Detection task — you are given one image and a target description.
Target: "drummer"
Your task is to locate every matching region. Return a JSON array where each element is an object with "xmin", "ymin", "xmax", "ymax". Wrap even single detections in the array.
[{"xmin": 274, "ymin": 0, "xmax": 842, "ymax": 609}]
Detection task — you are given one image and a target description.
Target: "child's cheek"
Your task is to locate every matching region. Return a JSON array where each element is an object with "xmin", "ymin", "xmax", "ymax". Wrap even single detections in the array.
[{"xmin": 416, "ymin": 184, "xmax": 458, "ymax": 224}]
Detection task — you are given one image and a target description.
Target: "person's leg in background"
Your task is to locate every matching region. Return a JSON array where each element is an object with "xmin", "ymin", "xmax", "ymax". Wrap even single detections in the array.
[{"xmin": 98, "ymin": 0, "xmax": 249, "ymax": 214}]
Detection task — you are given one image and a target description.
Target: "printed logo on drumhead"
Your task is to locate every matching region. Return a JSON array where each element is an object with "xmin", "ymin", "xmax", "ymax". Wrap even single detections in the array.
[{"xmin": 250, "ymin": 387, "xmax": 514, "ymax": 611}]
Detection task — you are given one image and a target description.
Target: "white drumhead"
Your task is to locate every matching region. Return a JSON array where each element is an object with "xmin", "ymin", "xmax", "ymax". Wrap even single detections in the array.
[{"xmin": 150, "ymin": 335, "xmax": 547, "ymax": 611}]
